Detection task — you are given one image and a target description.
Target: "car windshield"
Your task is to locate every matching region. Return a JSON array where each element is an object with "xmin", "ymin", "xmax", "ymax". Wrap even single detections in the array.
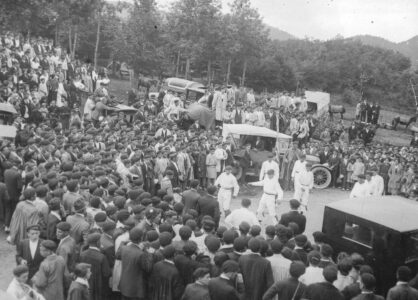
[{"xmin": 405, "ymin": 232, "xmax": 418, "ymax": 264}]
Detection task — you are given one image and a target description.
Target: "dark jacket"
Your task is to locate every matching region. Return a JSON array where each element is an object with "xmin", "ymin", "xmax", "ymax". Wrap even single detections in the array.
[
  {"xmin": 4, "ymin": 167, "xmax": 22, "ymax": 201},
  {"xmin": 386, "ymin": 283, "xmax": 418, "ymax": 300},
  {"xmin": 149, "ymin": 260, "xmax": 184, "ymax": 300},
  {"xmin": 279, "ymin": 210, "xmax": 306, "ymax": 234},
  {"xmin": 303, "ymin": 281, "xmax": 344, "ymax": 300},
  {"xmin": 196, "ymin": 194, "xmax": 220, "ymax": 226},
  {"xmin": 16, "ymin": 238, "xmax": 44, "ymax": 280},
  {"xmin": 118, "ymin": 243, "xmax": 153, "ymax": 299},
  {"xmin": 208, "ymin": 276, "xmax": 241, "ymax": 300},
  {"xmin": 181, "ymin": 282, "xmax": 210, "ymax": 300},
  {"xmin": 182, "ymin": 189, "xmax": 201, "ymax": 213},
  {"xmin": 262, "ymin": 277, "xmax": 306, "ymax": 300},
  {"xmin": 351, "ymin": 293, "xmax": 384, "ymax": 300},
  {"xmin": 239, "ymin": 253, "xmax": 274, "ymax": 300}
]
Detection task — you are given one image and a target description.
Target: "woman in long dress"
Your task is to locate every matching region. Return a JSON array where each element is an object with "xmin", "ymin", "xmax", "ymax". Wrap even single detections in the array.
[
  {"xmin": 388, "ymin": 158, "xmax": 403, "ymax": 195},
  {"xmin": 205, "ymin": 147, "xmax": 217, "ymax": 186}
]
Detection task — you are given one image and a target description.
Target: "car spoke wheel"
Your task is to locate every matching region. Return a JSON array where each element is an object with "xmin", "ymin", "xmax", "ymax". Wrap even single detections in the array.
[{"xmin": 312, "ymin": 166, "xmax": 332, "ymax": 189}]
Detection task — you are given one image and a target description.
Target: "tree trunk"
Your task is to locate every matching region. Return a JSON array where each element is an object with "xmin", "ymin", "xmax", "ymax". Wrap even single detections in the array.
[
  {"xmin": 94, "ymin": 14, "xmax": 101, "ymax": 70},
  {"xmin": 72, "ymin": 25, "xmax": 78, "ymax": 59},
  {"xmin": 68, "ymin": 26, "xmax": 72, "ymax": 55},
  {"xmin": 175, "ymin": 50, "xmax": 180, "ymax": 77},
  {"xmin": 241, "ymin": 59, "xmax": 247, "ymax": 87},
  {"xmin": 185, "ymin": 57, "xmax": 190, "ymax": 80},
  {"xmin": 207, "ymin": 60, "xmax": 211, "ymax": 86},
  {"xmin": 55, "ymin": 23, "xmax": 59, "ymax": 46},
  {"xmin": 226, "ymin": 58, "xmax": 231, "ymax": 86}
]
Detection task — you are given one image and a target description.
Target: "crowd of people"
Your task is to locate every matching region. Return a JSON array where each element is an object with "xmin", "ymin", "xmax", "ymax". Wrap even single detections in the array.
[{"xmin": 1, "ymin": 32, "xmax": 418, "ymax": 300}]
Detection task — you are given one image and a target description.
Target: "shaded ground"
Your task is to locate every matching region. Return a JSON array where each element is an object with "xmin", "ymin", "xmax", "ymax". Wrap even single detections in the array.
[{"xmin": 0, "ymin": 186, "xmax": 347, "ymax": 290}]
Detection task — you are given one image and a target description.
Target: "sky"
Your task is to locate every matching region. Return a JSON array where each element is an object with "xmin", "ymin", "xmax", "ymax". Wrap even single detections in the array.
[{"xmin": 156, "ymin": 0, "xmax": 418, "ymax": 43}]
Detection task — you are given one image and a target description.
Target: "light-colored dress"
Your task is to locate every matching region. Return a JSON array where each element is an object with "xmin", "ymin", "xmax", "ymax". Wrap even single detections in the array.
[{"xmin": 206, "ymin": 153, "xmax": 217, "ymax": 179}]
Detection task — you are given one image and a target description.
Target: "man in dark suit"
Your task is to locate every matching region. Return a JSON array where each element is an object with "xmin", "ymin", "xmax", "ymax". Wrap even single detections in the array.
[
  {"xmin": 4, "ymin": 159, "xmax": 23, "ymax": 231},
  {"xmin": 386, "ymin": 266, "xmax": 418, "ymax": 300},
  {"xmin": 302, "ymin": 265, "xmax": 344, "ymax": 300},
  {"xmin": 56, "ymin": 221, "xmax": 76, "ymax": 272},
  {"xmin": 100, "ymin": 221, "xmax": 116, "ymax": 268},
  {"xmin": 196, "ymin": 185, "xmax": 220, "ymax": 227},
  {"xmin": 0, "ymin": 181, "xmax": 9, "ymax": 225},
  {"xmin": 182, "ymin": 180, "xmax": 201, "ymax": 213},
  {"xmin": 45, "ymin": 198, "xmax": 62, "ymax": 243},
  {"xmin": 239, "ymin": 144, "xmax": 252, "ymax": 186},
  {"xmin": 239, "ymin": 238, "xmax": 274, "ymax": 300},
  {"xmin": 318, "ymin": 146, "xmax": 331, "ymax": 164},
  {"xmin": 279, "ymin": 199, "xmax": 306, "ymax": 234},
  {"xmin": 118, "ymin": 227, "xmax": 154, "ymax": 300},
  {"xmin": 348, "ymin": 122, "xmax": 358, "ymax": 143},
  {"xmin": 15, "ymin": 224, "xmax": 44, "ymax": 281},
  {"xmin": 208, "ymin": 260, "xmax": 241, "ymax": 300},
  {"xmin": 66, "ymin": 199, "xmax": 90, "ymax": 246},
  {"xmin": 166, "ymin": 153, "xmax": 180, "ymax": 187},
  {"xmin": 360, "ymin": 126, "xmax": 375, "ymax": 146},
  {"xmin": 80, "ymin": 233, "xmax": 112, "ymax": 300}
]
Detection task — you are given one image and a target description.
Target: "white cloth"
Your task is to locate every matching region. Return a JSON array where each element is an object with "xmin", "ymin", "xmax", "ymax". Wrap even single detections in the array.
[
  {"xmin": 214, "ymin": 148, "xmax": 227, "ymax": 173},
  {"xmin": 29, "ymin": 240, "xmax": 37, "ymax": 259},
  {"xmin": 299, "ymin": 266, "xmax": 325, "ymax": 285},
  {"xmin": 267, "ymin": 254, "xmax": 291, "ymax": 282},
  {"xmin": 215, "ymin": 173, "xmax": 239, "ymax": 212},
  {"xmin": 224, "ymin": 207, "xmax": 259, "ymax": 229},
  {"xmin": 294, "ymin": 170, "xmax": 314, "ymax": 206},
  {"xmin": 369, "ymin": 174, "xmax": 385, "ymax": 196},
  {"xmin": 349, "ymin": 182, "xmax": 369, "ymax": 198},
  {"xmin": 259, "ymin": 160, "xmax": 280, "ymax": 180}
]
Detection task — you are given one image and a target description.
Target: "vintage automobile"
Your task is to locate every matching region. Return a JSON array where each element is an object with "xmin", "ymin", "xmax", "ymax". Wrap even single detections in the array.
[
  {"xmin": 322, "ymin": 196, "xmax": 418, "ymax": 293},
  {"xmin": 0, "ymin": 103, "xmax": 18, "ymax": 140},
  {"xmin": 222, "ymin": 124, "xmax": 292, "ymax": 180},
  {"xmin": 164, "ymin": 77, "xmax": 207, "ymax": 102},
  {"xmin": 305, "ymin": 154, "xmax": 332, "ymax": 189},
  {"xmin": 305, "ymin": 91, "xmax": 330, "ymax": 118}
]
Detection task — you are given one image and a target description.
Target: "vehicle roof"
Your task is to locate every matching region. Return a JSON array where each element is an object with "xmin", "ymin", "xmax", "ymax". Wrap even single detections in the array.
[
  {"xmin": 222, "ymin": 124, "xmax": 292, "ymax": 140},
  {"xmin": 0, "ymin": 125, "xmax": 17, "ymax": 138},
  {"xmin": 305, "ymin": 91, "xmax": 330, "ymax": 111},
  {"xmin": 113, "ymin": 104, "xmax": 137, "ymax": 113},
  {"xmin": 326, "ymin": 196, "xmax": 418, "ymax": 232},
  {"xmin": 165, "ymin": 77, "xmax": 206, "ymax": 93},
  {"xmin": 0, "ymin": 103, "xmax": 18, "ymax": 114}
]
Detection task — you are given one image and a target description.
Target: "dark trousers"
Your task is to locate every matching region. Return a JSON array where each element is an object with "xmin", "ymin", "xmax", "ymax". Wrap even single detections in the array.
[{"xmin": 4, "ymin": 200, "xmax": 17, "ymax": 227}]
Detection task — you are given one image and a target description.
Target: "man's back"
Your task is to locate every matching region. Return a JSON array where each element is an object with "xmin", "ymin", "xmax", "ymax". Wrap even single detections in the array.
[
  {"xmin": 279, "ymin": 211, "xmax": 306, "ymax": 234},
  {"xmin": 239, "ymin": 253, "xmax": 274, "ymax": 300},
  {"xmin": 303, "ymin": 281, "xmax": 344, "ymax": 300},
  {"xmin": 386, "ymin": 283, "xmax": 418, "ymax": 300},
  {"xmin": 208, "ymin": 277, "xmax": 240, "ymax": 300},
  {"xmin": 197, "ymin": 195, "xmax": 220, "ymax": 224},
  {"xmin": 182, "ymin": 189, "xmax": 200, "ymax": 212}
]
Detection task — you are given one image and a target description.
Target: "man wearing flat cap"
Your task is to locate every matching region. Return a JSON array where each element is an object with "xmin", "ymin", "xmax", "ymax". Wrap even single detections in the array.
[
  {"xmin": 80, "ymin": 232, "xmax": 112, "ymax": 300},
  {"xmin": 33, "ymin": 240, "xmax": 69, "ymax": 300},
  {"xmin": 15, "ymin": 224, "xmax": 44, "ymax": 280},
  {"xmin": 56, "ymin": 221, "xmax": 76, "ymax": 271},
  {"xmin": 66, "ymin": 199, "xmax": 91, "ymax": 246}
]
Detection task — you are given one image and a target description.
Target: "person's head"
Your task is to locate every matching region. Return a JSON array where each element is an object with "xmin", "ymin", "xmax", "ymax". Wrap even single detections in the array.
[
  {"xmin": 207, "ymin": 185, "xmax": 217, "ymax": 196},
  {"xmin": 270, "ymin": 239, "xmax": 284, "ymax": 254},
  {"xmin": 225, "ymin": 165, "xmax": 232, "ymax": 175},
  {"xmin": 337, "ymin": 257, "xmax": 353, "ymax": 276},
  {"xmin": 289, "ymin": 199, "xmax": 301, "ymax": 210},
  {"xmin": 307, "ymin": 250, "xmax": 321, "ymax": 267},
  {"xmin": 13, "ymin": 265, "xmax": 29, "ymax": 284},
  {"xmin": 40, "ymin": 240, "xmax": 57, "ymax": 257},
  {"xmin": 26, "ymin": 224, "xmax": 41, "ymax": 241},
  {"xmin": 241, "ymin": 198, "xmax": 251, "ymax": 208},
  {"xmin": 221, "ymin": 260, "xmax": 239, "ymax": 278},
  {"xmin": 193, "ymin": 267, "xmax": 210, "ymax": 284},
  {"xmin": 87, "ymin": 233, "xmax": 101, "ymax": 248},
  {"xmin": 165, "ymin": 170, "xmax": 174, "ymax": 180},
  {"xmin": 56, "ymin": 222, "xmax": 71, "ymax": 240},
  {"xmin": 323, "ymin": 265, "xmax": 338, "ymax": 283},
  {"xmin": 360, "ymin": 273, "xmax": 376, "ymax": 292},
  {"xmin": 179, "ymin": 226, "xmax": 192, "ymax": 241},
  {"xmin": 321, "ymin": 243, "xmax": 334, "ymax": 258},
  {"xmin": 289, "ymin": 261, "xmax": 306, "ymax": 279},
  {"xmin": 300, "ymin": 154, "xmax": 306, "ymax": 162},
  {"xmin": 74, "ymin": 263, "xmax": 92, "ymax": 280},
  {"xmin": 358, "ymin": 174, "xmax": 365, "ymax": 184},
  {"xmin": 190, "ymin": 180, "xmax": 199, "ymax": 189},
  {"xmin": 129, "ymin": 227, "xmax": 144, "ymax": 244},
  {"xmin": 397, "ymin": 266, "xmax": 412, "ymax": 282}
]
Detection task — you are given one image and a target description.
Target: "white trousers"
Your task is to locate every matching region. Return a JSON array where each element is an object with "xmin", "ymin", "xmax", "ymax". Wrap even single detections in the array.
[
  {"xmin": 218, "ymin": 188, "xmax": 232, "ymax": 212},
  {"xmin": 294, "ymin": 185, "xmax": 310, "ymax": 207},
  {"xmin": 257, "ymin": 193, "xmax": 277, "ymax": 222}
]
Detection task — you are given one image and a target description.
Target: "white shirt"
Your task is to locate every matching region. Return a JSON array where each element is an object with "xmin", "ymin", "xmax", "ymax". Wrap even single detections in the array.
[
  {"xmin": 370, "ymin": 174, "xmax": 384, "ymax": 196},
  {"xmin": 292, "ymin": 160, "xmax": 307, "ymax": 179},
  {"xmin": 29, "ymin": 240, "xmax": 38, "ymax": 259},
  {"xmin": 349, "ymin": 182, "xmax": 369, "ymax": 198},
  {"xmin": 259, "ymin": 160, "xmax": 280, "ymax": 180},
  {"xmin": 215, "ymin": 173, "xmax": 239, "ymax": 196},
  {"xmin": 249, "ymin": 177, "xmax": 284, "ymax": 199},
  {"xmin": 225, "ymin": 207, "xmax": 259, "ymax": 229},
  {"xmin": 298, "ymin": 170, "xmax": 314, "ymax": 189},
  {"xmin": 267, "ymin": 254, "xmax": 291, "ymax": 282},
  {"xmin": 299, "ymin": 266, "xmax": 325, "ymax": 285}
]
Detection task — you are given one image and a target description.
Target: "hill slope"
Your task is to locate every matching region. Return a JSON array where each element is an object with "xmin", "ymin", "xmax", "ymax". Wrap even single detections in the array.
[{"xmin": 266, "ymin": 25, "xmax": 296, "ymax": 41}]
